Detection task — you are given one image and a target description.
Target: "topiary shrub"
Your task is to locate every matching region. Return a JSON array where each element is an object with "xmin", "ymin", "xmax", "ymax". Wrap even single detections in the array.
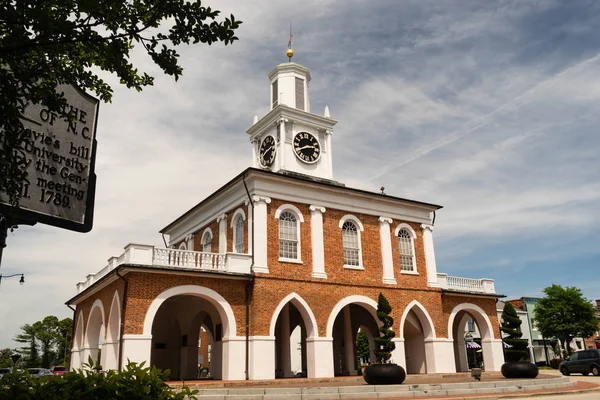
[
  {"xmin": 0, "ymin": 357, "xmax": 198, "ymax": 400},
  {"xmin": 501, "ymin": 302, "xmax": 529, "ymax": 362},
  {"xmin": 373, "ymin": 293, "xmax": 395, "ymax": 363}
]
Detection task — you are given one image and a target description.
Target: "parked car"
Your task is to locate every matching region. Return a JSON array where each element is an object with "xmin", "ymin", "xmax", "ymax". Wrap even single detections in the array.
[
  {"xmin": 27, "ymin": 368, "xmax": 55, "ymax": 379},
  {"xmin": 559, "ymin": 349, "xmax": 600, "ymax": 376},
  {"xmin": 51, "ymin": 366, "xmax": 68, "ymax": 376}
]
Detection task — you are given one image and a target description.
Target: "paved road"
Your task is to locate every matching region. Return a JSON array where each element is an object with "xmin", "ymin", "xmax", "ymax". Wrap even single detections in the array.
[{"xmin": 507, "ymin": 373, "xmax": 600, "ymax": 400}]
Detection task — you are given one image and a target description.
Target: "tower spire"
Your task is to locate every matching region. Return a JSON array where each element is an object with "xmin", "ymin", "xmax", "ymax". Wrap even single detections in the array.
[{"xmin": 286, "ymin": 23, "xmax": 294, "ymax": 61}]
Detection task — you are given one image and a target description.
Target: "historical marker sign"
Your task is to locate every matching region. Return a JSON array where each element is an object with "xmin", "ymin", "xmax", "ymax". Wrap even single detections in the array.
[{"xmin": 0, "ymin": 85, "xmax": 99, "ymax": 232}]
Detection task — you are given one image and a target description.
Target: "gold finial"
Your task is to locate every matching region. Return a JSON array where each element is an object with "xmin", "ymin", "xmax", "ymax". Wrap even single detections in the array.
[{"xmin": 286, "ymin": 23, "xmax": 294, "ymax": 61}]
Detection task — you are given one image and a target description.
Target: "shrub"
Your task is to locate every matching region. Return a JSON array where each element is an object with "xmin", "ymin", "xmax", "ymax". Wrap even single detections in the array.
[
  {"xmin": 500, "ymin": 302, "xmax": 529, "ymax": 362},
  {"xmin": 0, "ymin": 358, "xmax": 198, "ymax": 400},
  {"xmin": 373, "ymin": 293, "xmax": 396, "ymax": 364}
]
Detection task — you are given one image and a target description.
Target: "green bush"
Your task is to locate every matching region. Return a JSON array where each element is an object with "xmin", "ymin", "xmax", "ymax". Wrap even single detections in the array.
[
  {"xmin": 373, "ymin": 293, "xmax": 396, "ymax": 364},
  {"xmin": 0, "ymin": 358, "xmax": 198, "ymax": 400}
]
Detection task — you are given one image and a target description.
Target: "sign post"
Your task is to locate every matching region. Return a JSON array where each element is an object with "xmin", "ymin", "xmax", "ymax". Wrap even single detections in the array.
[{"xmin": 0, "ymin": 85, "xmax": 99, "ymax": 264}]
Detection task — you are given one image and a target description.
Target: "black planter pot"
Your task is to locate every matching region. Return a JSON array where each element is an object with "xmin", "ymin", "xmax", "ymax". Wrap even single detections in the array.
[
  {"xmin": 501, "ymin": 362, "xmax": 539, "ymax": 379},
  {"xmin": 363, "ymin": 363, "xmax": 406, "ymax": 385}
]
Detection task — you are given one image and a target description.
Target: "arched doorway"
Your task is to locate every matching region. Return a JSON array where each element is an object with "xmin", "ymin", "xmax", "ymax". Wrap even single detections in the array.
[
  {"xmin": 400, "ymin": 301, "xmax": 436, "ymax": 374},
  {"xmin": 270, "ymin": 293, "xmax": 318, "ymax": 379},
  {"xmin": 448, "ymin": 303, "xmax": 502, "ymax": 372},
  {"xmin": 83, "ymin": 300, "xmax": 105, "ymax": 369},
  {"xmin": 104, "ymin": 291, "xmax": 120, "ymax": 370},
  {"xmin": 71, "ymin": 312, "xmax": 84, "ymax": 370},
  {"xmin": 327, "ymin": 296, "xmax": 379, "ymax": 376},
  {"xmin": 150, "ymin": 295, "xmax": 223, "ymax": 380}
]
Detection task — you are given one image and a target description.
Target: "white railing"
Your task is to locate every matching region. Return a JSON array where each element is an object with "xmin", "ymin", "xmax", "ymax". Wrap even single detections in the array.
[
  {"xmin": 153, "ymin": 248, "xmax": 225, "ymax": 270},
  {"xmin": 437, "ymin": 273, "xmax": 496, "ymax": 294},
  {"xmin": 76, "ymin": 244, "xmax": 252, "ymax": 294}
]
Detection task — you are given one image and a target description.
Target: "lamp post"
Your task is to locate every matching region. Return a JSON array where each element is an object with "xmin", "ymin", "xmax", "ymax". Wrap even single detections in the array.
[{"xmin": 0, "ymin": 273, "xmax": 25, "ymax": 288}]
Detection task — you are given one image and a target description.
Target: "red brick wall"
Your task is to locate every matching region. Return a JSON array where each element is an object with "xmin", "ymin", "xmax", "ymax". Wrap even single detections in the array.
[{"xmin": 123, "ymin": 272, "xmax": 247, "ymax": 336}]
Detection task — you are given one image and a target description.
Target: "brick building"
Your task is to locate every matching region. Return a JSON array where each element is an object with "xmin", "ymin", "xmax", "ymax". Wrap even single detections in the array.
[{"xmin": 67, "ymin": 56, "xmax": 505, "ymax": 380}]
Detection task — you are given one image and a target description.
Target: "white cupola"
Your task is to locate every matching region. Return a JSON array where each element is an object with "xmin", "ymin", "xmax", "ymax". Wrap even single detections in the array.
[
  {"xmin": 247, "ymin": 49, "xmax": 338, "ymax": 182},
  {"xmin": 268, "ymin": 63, "xmax": 311, "ymax": 112}
]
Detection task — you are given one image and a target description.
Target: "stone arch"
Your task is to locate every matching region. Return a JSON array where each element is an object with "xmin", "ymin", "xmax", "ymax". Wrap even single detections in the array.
[
  {"xmin": 399, "ymin": 300, "xmax": 436, "ymax": 340},
  {"xmin": 447, "ymin": 303, "xmax": 494, "ymax": 340},
  {"xmin": 394, "ymin": 223, "xmax": 417, "ymax": 238},
  {"xmin": 143, "ymin": 285, "xmax": 237, "ymax": 338},
  {"xmin": 104, "ymin": 290, "xmax": 121, "ymax": 370},
  {"xmin": 274, "ymin": 204, "xmax": 305, "ymax": 222},
  {"xmin": 229, "ymin": 208, "xmax": 246, "ymax": 227},
  {"xmin": 70, "ymin": 311, "xmax": 85, "ymax": 370},
  {"xmin": 326, "ymin": 295, "xmax": 378, "ymax": 337},
  {"xmin": 269, "ymin": 292, "xmax": 318, "ymax": 338},
  {"xmin": 84, "ymin": 299, "xmax": 106, "ymax": 347}
]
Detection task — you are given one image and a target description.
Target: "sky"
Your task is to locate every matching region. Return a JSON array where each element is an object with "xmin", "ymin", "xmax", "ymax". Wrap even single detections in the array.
[{"xmin": 1, "ymin": 0, "xmax": 600, "ymax": 349}]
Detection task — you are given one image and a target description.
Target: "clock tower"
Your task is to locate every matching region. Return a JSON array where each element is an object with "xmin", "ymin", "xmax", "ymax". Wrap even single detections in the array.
[{"xmin": 247, "ymin": 52, "xmax": 337, "ymax": 181}]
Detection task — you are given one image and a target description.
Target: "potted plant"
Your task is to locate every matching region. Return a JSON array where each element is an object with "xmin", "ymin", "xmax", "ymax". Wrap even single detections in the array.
[
  {"xmin": 500, "ymin": 302, "xmax": 538, "ymax": 378},
  {"xmin": 363, "ymin": 293, "xmax": 406, "ymax": 385}
]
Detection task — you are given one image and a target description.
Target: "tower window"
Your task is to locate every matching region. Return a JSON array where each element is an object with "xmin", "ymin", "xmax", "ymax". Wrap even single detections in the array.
[
  {"xmin": 342, "ymin": 221, "xmax": 360, "ymax": 267},
  {"xmin": 279, "ymin": 211, "xmax": 299, "ymax": 260},
  {"xmin": 234, "ymin": 215, "xmax": 244, "ymax": 253},
  {"xmin": 202, "ymin": 231, "xmax": 212, "ymax": 253},
  {"xmin": 295, "ymin": 77, "xmax": 304, "ymax": 111},
  {"xmin": 397, "ymin": 229, "xmax": 416, "ymax": 272}
]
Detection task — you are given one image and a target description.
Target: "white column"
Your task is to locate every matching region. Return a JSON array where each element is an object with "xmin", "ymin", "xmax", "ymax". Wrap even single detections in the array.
[
  {"xmin": 426, "ymin": 338, "xmax": 457, "ymax": 373},
  {"xmin": 246, "ymin": 200, "xmax": 253, "ymax": 255},
  {"xmin": 343, "ymin": 307, "xmax": 356, "ymax": 375},
  {"xmin": 421, "ymin": 224, "xmax": 440, "ymax": 287},
  {"xmin": 252, "ymin": 196, "xmax": 271, "ymax": 273},
  {"xmin": 310, "ymin": 205, "xmax": 327, "ymax": 279},
  {"xmin": 457, "ymin": 338, "xmax": 469, "ymax": 371},
  {"xmin": 79, "ymin": 346, "xmax": 98, "ymax": 367},
  {"xmin": 306, "ymin": 337, "xmax": 334, "ymax": 378},
  {"xmin": 391, "ymin": 338, "xmax": 406, "ymax": 369},
  {"xmin": 481, "ymin": 338, "xmax": 504, "ymax": 371},
  {"xmin": 221, "ymin": 336, "xmax": 246, "ymax": 380},
  {"xmin": 278, "ymin": 119, "xmax": 286, "ymax": 170},
  {"xmin": 251, "ymin": 139, "xmax": 258, "ymax": 168},
  {"xmin": 121, "ymin": 334, "xmax": 152, "ymax": 367},
  {"xmin": 281, "ymin": 304, "xmax": 293, "ymax": 377},
  {"xmin": 248, "ymin": 336, "xmax": 276, "ymax": 379},
  {"xmin": 102, "ymin": 340, "xmax": 119, "ymax": 370},
  {"xmin": 326, "ymin": 131, "xmax": 333, "ymax": 180},
  {"xmin": 217, "ymin": 213, "xmax": 228, "ymax": 253},
  {"xmin": 185, "ymin": 234, "xmax": 194, "ymax": 251},
  {"xmin": 70, "ymin": 349, "xmax": 82, "ymax": 370},
  {"xmin": 378, "ymin": 217, "xmax": 397, "ymax": 285}
]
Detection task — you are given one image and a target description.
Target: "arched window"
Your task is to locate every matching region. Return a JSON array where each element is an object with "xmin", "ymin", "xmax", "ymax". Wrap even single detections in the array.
[
  {"xmin": 178, "ymin": 242, "xmax": 187, "ymax": 250},
  {"xmin": 398, "ymin": 229, "xmax": 415, "ymax": 272},
  {"xmin": 202, "ymin": 231, "xmax": 212, "ymax": 253},
  {"xmin": 342, "ymin": 221, "xmax": 361, "ymax": 267},
  {"xmin": 279, "ymin": 211, "xmax": 298, "ymax": 260},
  {"xmin": 234, "ymin": 215, "xmax": 244, "ymax": 253}
]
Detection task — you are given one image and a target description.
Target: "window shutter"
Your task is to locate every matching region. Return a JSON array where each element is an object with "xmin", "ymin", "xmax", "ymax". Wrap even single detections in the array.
[
  {"xmin": 295, "ymin": 77, "xmax": 304, "ymax": 110},
  {"xmin": 272, "ymin": 80, "xmax": 278, "ymax": 107}
]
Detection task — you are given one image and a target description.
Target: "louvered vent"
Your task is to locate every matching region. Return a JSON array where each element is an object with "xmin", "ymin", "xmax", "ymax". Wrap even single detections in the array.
[
  {"xmin": 295, "ymin": 77, "xmax": 305, "ymax": 110},
  {"xmin": 272, "ymin": 80, "xmax": 278, "ymax": 108}
]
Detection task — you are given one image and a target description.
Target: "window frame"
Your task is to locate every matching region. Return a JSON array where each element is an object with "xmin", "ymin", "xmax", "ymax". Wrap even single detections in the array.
[
  {"xmin": 230, "ymin": 208, "xmax": 246, "ymax": 254},
  {"xmin": 394, "ymin": 223, "xmax": 418, "ymax": 274},
  {"xmin": 275, "ymin": 204, "xmax": 304, "ymax": 263},
  {"xmin": 201, "ymin": 228, "xmax": 213, "ymax": 253},
  {"xmin": 338, "ymin": 215, "xmax": 364, "ymax": 270}
]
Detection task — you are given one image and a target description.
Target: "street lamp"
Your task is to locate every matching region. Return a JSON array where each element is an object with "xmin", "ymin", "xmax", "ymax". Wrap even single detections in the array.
[{"xmin": 0, "ymin": 273, "xmax": 25, "ymax": 287}]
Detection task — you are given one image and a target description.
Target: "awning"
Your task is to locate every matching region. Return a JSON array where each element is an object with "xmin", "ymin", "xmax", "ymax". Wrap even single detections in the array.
[{"xmin": 466, "ymin": 341, "xmax": 482, "ymax": 349}]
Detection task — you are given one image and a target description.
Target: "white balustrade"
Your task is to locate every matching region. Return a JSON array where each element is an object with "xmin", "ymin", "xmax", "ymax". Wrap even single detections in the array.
[
  {"xmin": 437, "ymin": 273, "xmax": 496, "ymax": 294},
  {"xmin": 76, "ymin": 244, "xmax": 252, "ymax": 294}
]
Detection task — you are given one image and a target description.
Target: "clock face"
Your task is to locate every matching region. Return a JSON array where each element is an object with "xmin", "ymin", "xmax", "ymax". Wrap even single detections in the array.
[
  {"xmin": 293, "ymin": 132, "xmax": 321, "ymax": 163},
  {"xmin": 259, "ymin": 136, "xmax": 276, "ymax": 167}
]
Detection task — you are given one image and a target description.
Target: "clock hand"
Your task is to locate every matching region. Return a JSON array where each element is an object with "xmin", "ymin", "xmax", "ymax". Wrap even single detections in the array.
[{"xmin": 297, "ymin": 145, "xmax": 315, "ymax": 150}]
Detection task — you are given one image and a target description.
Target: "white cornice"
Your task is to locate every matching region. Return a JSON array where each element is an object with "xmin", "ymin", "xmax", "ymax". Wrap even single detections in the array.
[
  {"xmin": 247, "ymin": 105, "xmax": 337, "ymax": 139},
  {"xmin": 268, "ymin": 62, "xmax": 312, "ymax": 82}
]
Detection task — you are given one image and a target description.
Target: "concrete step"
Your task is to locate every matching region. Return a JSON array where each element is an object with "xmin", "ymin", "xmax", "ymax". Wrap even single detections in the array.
[{"xmin": 189, "ymin": 376, "xmax": 575, "ymax": 400}]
